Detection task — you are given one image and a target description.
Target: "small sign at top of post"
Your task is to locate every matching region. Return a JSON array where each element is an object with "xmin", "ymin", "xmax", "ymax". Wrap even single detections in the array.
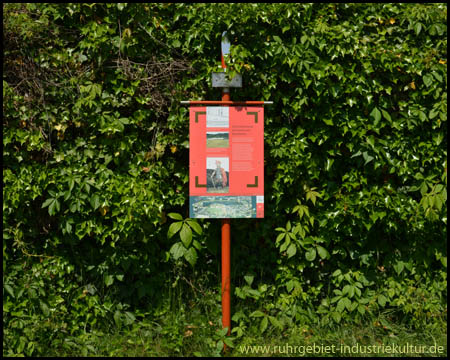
[
  {"xmin": 221, "ymin": 31, "xmax": 230, "ymax": 70},
  {"xmin": 212, "ymin": 32, "xmax": 242, "ymax": 88}
]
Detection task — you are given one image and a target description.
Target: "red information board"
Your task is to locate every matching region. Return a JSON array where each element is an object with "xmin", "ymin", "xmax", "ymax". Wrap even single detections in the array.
[{"xmin": 189, "ymin": 106, "xmax": 264, "ymax": 218}]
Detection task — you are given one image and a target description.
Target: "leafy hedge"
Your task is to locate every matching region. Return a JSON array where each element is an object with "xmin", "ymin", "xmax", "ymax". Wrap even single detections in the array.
[{"xmin": 3, "ymin": 3, "xmax": 447, "ymax": 356}]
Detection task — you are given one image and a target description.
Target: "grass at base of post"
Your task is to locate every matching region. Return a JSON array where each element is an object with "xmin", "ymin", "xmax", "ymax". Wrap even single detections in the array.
[{"xmin": 41, "ymin": 310, "xmax": 447, "ymax": 357}]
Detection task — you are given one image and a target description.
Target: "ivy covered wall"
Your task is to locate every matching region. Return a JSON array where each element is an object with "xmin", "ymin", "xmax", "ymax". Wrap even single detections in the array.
[{"xmin": 3, "ymin": 3, "xmax": 447, "ymax": 356}]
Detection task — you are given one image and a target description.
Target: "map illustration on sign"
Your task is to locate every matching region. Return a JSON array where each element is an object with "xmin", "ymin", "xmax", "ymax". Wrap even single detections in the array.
[
  {"xmin": 190, "ymin": 196, "xmax": 255, "ymax": 218},
  {"xmin": 189, "ymin": 106, "xmax": 264, "ymax": 218}
]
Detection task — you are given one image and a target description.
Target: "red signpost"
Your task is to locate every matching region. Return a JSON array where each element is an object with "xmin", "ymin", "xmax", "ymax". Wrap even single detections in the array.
[
  {"xmin": 181, "ymin": 32, "xmax": 271, "ymax": 351},
  {"xmin": 220, "ymin": 34, "xmax": 231, "ymax": 340}
]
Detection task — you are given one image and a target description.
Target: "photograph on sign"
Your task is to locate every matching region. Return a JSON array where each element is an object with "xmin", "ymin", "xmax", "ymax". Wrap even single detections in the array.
[
  {"xmin": 206, "ymin": 131, "xmax": 229, "ymax": 148},
  {"xmin": 207, "ymin": 157, "xmax": 229, "ymax": 193},
  {"xmin": 206, "ymin": 106, "xmax": 229, "ymax": 128}
]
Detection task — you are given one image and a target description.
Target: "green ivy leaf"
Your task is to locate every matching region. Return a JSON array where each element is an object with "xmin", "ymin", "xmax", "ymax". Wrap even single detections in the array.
[
  {"xmin": 336, "ymin": 298, "xmax": 346, "ymax": 313},
  {"xmin": 41, "ymin": 198, "xmax": 54, "ymax": 208},
  {"xmin": 370, "ymin": 107, "xmax": 381, "ymax": 125},
  {"xmin": 381, "ymin": 109, "xmax": 392, "ymax": 122},
  {"xmin": 348, "ymin": 285, "xmax": 355, "ymax": 299},
  {"xmin": 124, "ymin": 311, "xmax": 136, "ymax": 325},
  {"xmin": 168, "ymin": 221, "xmax": 183, "ymax": 239},
  {"xmin": 287, "ymin": 243, "xmax": 297, "ymax": 258},
  {"xmin": 357, "ymin": 304, "xmax": 366, "ymax": 315},
  {"xmin": 184, "ymin": 247, "xmax": 197, "ymax": 266},
  {"xmin": 432, "ymin": 71, "xmax": 443, "ymax": 83},
  {"xmin": 377, "ymin": 294, "xmax": 388, "ymax": 307},
  {"xmin": 269, "ymin": 316, "xmax": 283, "ymax": 330},
  {"xmin": 244, "ymin": 274, "xmax": 254, "ymax": 286},
  {"xmin": 117, "ymin": 3, "xmax": 127, "ymax": 11},
  {"xmin": 90, "ymin": 194, "xmax": 101, "ymax": 210},
  {"xmin": 423, "ymin": 74, "xmax": 433, "ymax": 87},
  {"xmin": 260, "ymin": 316, "xmax": 268, "ymax": 333},
  {"xmin": 218, "ymin": 327, "xmax": 229, "ymax": 337},
  {"xmin": 317, "ymin": 245, "xmax": 329, "ymax": 259},
  {"xmin": 250, "ymin": 310, "xmax": 265, "ymax": 318},
  {"xmin": 223, "ymin": 337, "xmax": 234, "ymax": 348},
  {"xmin": 48, "ymin": 198, "xmax": 60, "ymax": 216},
  {"xmin": 180, "ymin": 223, "xmax": 192, "ymax": 247},
  {"xmin": 305, "ymin": 248, "xmax": 316, "ymax": 261},
  {"xmin": 4, "ymin": 284, "xmax": 14, "ymax": 298},
  {"xmin": 393, "ymin": 261, "xmax": 404, "ymax": 275},
  {"xmin": 186, "ymin": 219, "xmax": 202, "ymax": 235},
  {"xmin": 276, "ymin": 232, "xmax": 286, "ymax": 243},
  {"xmin": 344, "ymin": 297, "xmax": 352, "ymax": 311},
  {"xmin": 331, "ymin": 311, "xmax": 341, "ymax": 323},
  {"xmin": 65, "ymin": 222, "xmax": 72, "ymax": 234},
  {"xmin": 39, "ymin": 300, "xmax": 50, "ymax": 317},
  {"xmin": 168, "ymin": 213, "xmax": 183, "ymax": 220},
  {"xmin": 170, "ymin": 242, "xmax": 186, "ymax": 260},
  {"xmin": 114, "ymin": 310, "xmax": 122, "ymax": 328},
  {"xmin": 363, "ymin": 152, "xmax": 374, "ymax": 165},
  {"xmin": 104, "ymin": 274, "xmax": 114, "ymax": 287},
  {"xmin": 414, "ymin": 22, "xmax": 422, "ymax": 36}
]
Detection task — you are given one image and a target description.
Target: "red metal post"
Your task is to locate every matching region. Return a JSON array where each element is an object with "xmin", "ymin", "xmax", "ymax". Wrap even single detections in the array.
[
  {"xmin": 221, "ymin": 92, "xmax": 231, "ymax": 336},
  {"xmin": 221, "ymin": 35, "xmax": 231, "ymax": 340},
  {"xmin": 221, "ymin": 90, "xmax": 230, "ymax": 102},
  {"xmin": 221, "ymin": 217, "xmax": 231, "ymax": 336}
]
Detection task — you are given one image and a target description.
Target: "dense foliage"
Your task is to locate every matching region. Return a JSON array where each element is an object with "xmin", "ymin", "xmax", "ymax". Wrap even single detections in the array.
[{"xmin": 3, "ymin": 3, "xmax": 447, "ymax": 356}]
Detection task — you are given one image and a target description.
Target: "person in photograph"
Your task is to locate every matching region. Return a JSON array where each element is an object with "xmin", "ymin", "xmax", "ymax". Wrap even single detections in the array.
[{"xmin": 211, "ymin": 160, "xmax": 227, "ymax": 189}]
